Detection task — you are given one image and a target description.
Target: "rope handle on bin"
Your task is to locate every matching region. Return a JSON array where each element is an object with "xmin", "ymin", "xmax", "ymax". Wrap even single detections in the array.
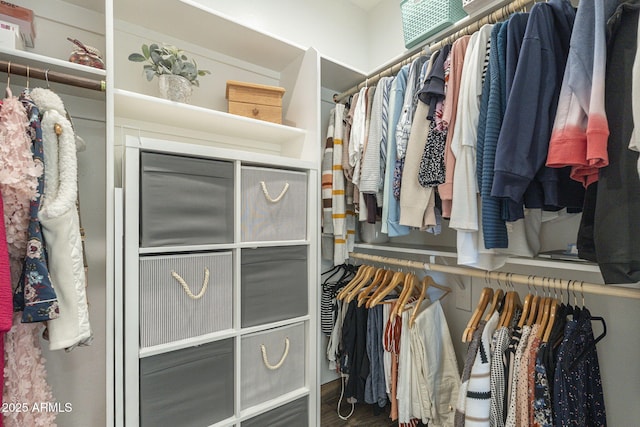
[
  {"xmin": 171, "ymin": 267, "xmax": 210, "ymax": 300},
  {"xmin": 261, "ymin": 337, "xmax": 290, "ymax": 370},
  {"xmin": 260, "ymin": 181, "xmax": 289, "ymax": 203}
]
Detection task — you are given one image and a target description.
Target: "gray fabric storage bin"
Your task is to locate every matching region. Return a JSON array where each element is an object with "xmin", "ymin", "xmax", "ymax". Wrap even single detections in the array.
[
  {"xmin": 241, "ymin": 166, "xmax": 307, "ymax": 242},
  {"xmin": 140, "ymin": 338, "xmax": 234, "ymax": 427},
  {"xmin": 241, "ymin": 323, "xmax": 305, "ymax": 409},
  {"xmin": 241, "ymin": 246, "xmax": 308, "ymax": 328},
  {"xmin": 139, "ymin": 251, "xmax": 232, "ymax": 348},
  {"xmin": 242, "ymin": 397, "xmax": 308, "ymax": 427},
  {"xmin": 140, "ymin": 152, "xmax": 234, "ymax": 247}
]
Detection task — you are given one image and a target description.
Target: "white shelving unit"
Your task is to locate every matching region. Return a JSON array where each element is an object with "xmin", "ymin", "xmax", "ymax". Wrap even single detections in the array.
[{"xmin": 122, "ymin": 135, "xmax": 318, "ymax": 426}]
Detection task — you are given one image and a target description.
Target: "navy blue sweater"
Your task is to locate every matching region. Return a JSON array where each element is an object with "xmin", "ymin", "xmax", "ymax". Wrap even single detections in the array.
[{"xmin": 491, "ymin": 0, "xmax": 578, "ymax": 210}]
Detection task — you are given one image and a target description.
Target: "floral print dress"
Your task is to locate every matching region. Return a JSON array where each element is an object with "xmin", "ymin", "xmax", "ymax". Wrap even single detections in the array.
[{"xmin": 14, "ymin": 91, "xmax": 59, "ymax": 322}]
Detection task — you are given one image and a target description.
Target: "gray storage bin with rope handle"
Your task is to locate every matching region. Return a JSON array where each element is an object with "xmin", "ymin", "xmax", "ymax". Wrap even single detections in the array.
[
  {"xmin": 139, "ymin": 251, "xmax": 232, "ymax": 348},
  {"xmin": 240, "ymin": 322, "xmax": 306, "ymax": 409},
  {"xmin": 241, "ymin": 166, "xmax": 307, "ymax": 242},
  {"xmin": 140, "ymin": 151, "xmax": 234, "ymax": 247},
  {"xmin": 241, "ymin": 396, "xmax": 308, "ymax": 426},
  {"xmin": 140, "ymin": 338, "xmax": 234, "ymax": 427},
  {"xmin": 241, "ymin": 246, "xmax": 308, "ymax": 328}
]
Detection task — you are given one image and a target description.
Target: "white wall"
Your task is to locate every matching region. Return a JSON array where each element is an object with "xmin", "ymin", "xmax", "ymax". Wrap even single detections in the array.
[
  {"xmin": 192, "ymin": 0, "xmax": 407, "ymax": 73},
  {"xmin": 366, "ymin": 0, "xmax": 407, "ymax": 72}
]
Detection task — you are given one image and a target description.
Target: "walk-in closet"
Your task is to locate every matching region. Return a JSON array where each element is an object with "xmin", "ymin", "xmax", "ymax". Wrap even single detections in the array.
[{"xmin": 0, "ymin": 0, "xmax": 636, "ymax": 426}]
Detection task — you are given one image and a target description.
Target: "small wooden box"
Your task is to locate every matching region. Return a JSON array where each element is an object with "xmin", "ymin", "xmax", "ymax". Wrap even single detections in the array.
[{"xmin": 225, "ymin": 80, "xmax": 285, "ymax": 124}]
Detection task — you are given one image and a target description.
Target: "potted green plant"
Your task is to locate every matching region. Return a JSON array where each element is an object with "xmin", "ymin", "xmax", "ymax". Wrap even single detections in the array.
[{"xmin": 128, "ymin": 43, "xmax": 211, "ymax": 103}]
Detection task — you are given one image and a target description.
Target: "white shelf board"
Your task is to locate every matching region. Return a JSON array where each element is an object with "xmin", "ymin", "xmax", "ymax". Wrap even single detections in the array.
[
  {"xmin": 139, "ymin": 329, "xmax": 236, "ymax": 358},
  {"xmin": 0, "ymin": 47, "xmax": 106, "ymax": 100},
  {"xmin": 139, "ymin": 243, "xmax": 236, "ymax": 255},
  {"xmin": 115, "ymin": 0, "xmax": 306, "ymax": 72},
  {"xmin": 320, "ymin": 55, "xmax": 366, "ymax": 92},
  {"xmin": 354, "ymin": 242, "xmax": 457, "ymax": 258},
  {"xmin": 240, "ymin": 316, "xmax": 310, "ymax": 336},
  {"xmin": 115, "ymin": 89, "xmax": 306, "ymax": 146},
  {"xmin": 353, "ymin": 243, "xmax": 601, "ymax": 273},
  {"xmin": 0, "ymin": 47, "xmax": 106, "ymax": 79},
  {"xmin": 238, "ymin": 240, "xmax": 311, "ymax": 249}
]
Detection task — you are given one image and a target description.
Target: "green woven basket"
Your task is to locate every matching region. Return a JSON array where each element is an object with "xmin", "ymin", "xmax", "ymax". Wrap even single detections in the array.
[{"xmin": 400, "ymin": 0, "xmax": 467, "ymax": 49}]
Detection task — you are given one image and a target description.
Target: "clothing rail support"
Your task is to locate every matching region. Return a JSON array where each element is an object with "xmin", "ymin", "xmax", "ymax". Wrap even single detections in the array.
[
  {"xmin": 348, "ymin": 252, "xmax": 640, "ymax": 300},
  {"xmin": 0, "ymin": 60, "xmax": 106, "ymax": 92},
  {"xmin": 335, "ymin": 0, "xmax": 534, "ymax": 102}
]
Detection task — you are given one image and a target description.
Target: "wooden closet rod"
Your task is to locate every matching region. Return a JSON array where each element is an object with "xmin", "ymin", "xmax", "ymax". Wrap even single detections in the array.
[
  {"xmin": 349, "ymin": 252, "xmax": 640, "ymax": 300},
  {"xmin": 335, "ymin": 0, "xmax": 534, "ymax": 102},
  {"xmin": 0, "ymin": 60, "xmax": 106, "ymax": 92}
]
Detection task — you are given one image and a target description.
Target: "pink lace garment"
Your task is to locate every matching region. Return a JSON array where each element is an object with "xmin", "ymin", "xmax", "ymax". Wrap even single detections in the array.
[{"xmin": 0, "ymin": 91, "xmax": 56, "ymax": 427}]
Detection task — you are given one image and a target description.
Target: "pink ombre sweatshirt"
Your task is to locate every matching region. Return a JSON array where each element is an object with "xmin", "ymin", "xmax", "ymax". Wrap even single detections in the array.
[{"xmin": 546, "ymin": 0, "xmax": 619, "ymax": 187}]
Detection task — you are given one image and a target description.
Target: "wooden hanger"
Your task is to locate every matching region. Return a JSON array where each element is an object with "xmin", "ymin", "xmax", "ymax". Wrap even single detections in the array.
[
  {"xmin": 485, "ymin": 288, "xmax": 504, "ymax": 322},
  {"xmin": 392, "ymin": 273, "xmax": 416, "ymax": 318},
  {"xmin": 537, "ymin": 296, "xmax": 553, "ymax": 339},
  {"xmin": 357, "ymin": 268, "xmax": 389, "ymax": 306},
  {"xmin": 526, "ymin": 294, "xmax": 540, "ymax": 326},
  {"xmin": 542, "ymin": 299, "xmax": 559, "ymax": 343},
  {"xmin": 367, "ymin": 270, "xmax": 405, "ymax": 308},
  {"xmin": 409, "ymin": 275, "xmax": 451, "ymax": 327},
  {"xmin": 517, "ymin": 276, "xmax": 536, "ymax": 328},
  {"xmin": 499, "ymin": 274, "xmax": 522, "ymax": 328},
  {"xmin": 517, "ymin": 293, "xmax": 533, "ymax": 328},
  {"xmin": 336, "ymin": 265, "xmax": 369, "ymax": 300},
  {"xmin": 345, "ymin": 266, "xmax": 380, "ymax": 303},
  {"xmin": 462, "ymin": 286, "xmax": 493, "ymax": 342}
]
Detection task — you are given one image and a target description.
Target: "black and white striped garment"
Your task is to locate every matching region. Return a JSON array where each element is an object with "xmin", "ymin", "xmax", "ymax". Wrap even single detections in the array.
[{"xmin": 489, "ymin": 326, "xmax": 511, "ymax": 427}]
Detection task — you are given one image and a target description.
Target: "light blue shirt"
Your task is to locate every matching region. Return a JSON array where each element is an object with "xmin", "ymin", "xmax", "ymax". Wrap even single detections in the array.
[{"xmin": 381, "ymin": 65, "xmax": 410, "ymax": 237}]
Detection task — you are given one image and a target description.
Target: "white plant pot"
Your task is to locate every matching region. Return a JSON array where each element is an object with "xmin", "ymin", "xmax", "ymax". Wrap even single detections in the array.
[{"xmin": 158, "ymin": 74, "xmax": 192, "ymax": 103}]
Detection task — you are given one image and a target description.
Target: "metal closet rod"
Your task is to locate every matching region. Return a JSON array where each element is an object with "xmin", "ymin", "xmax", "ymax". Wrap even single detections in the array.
[
  {"xmin": 0, "ymin": 60, "xmax": 106, "ymax": 92},
  {"xmin": 335, "ymin": 0, "xmax": 534, "ymax": 102},
  {"xmin": 348, "ymin": 252, "xmax": 640, "ymax": 300}
]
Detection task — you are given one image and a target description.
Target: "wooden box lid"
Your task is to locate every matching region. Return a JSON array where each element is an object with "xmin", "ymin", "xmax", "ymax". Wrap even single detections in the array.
[{"xmin": 226, "ymin": 80, "xmax": 286, "ymax": 107}]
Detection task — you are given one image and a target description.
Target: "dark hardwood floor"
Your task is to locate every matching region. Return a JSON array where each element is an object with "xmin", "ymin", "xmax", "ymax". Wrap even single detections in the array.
[{"xmin": 320, "ymin": 379, "xmax": 397, "ymax": 426}]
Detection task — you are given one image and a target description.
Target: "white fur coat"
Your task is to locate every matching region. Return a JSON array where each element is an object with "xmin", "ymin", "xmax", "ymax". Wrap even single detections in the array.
[{"xmin": 30, "ymin": 88, "xmax": 92, "ymax": 351}]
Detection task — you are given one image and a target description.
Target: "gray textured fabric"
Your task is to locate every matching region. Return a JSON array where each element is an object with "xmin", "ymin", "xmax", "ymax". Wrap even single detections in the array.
[
  {"xmin": 241, "ymin": 246, "xmax": 308, "ymax": 327},
  {"xmin": 139, "ymin": 252, "xmax": 233, "ymax": 348},
  {"xmin": 140, "ymin": 152, "xmax": 234, "ymax": 247},
  {"xmin": 241, "ymin": 397, "xmax": 308, "ymax": 427},
  {"xmin": 241, "ymin": 323, "xmax": 306, "ymax": 409},
  {"xmin": 241, "ymin": 166, "xmax": 307, "ymax": 242},
  {"xmin": 140, "ymin": 338, "xmax": 234, "ymax": 427}
]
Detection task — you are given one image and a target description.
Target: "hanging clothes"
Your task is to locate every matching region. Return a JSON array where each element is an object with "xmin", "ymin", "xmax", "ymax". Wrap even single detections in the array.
[
  {"xmin": 364, "ymin": 303, "xmax": 387, "ymax": 408},
  {"xmin": 439, "ymin": 35, "xmax": 471, "ymax": 219},
  {"xmin": 31, "ymin": 88, "xmax": 93, "ymax": 350},
  {"xmin": 418, "ymin": 45, "xmax": 451, "ymax": 189},
  {"xmin": 393, "ymin": 56, "xmax": 428, "ymax": 201},
  {"xmin": 630, "ymin": 8, "xmax": 640, "ymax": 179},
  {"xmin": 450, "ymin": 23, "xmax": 508, "ymax": 270},
  {"xmin": 14, "ymin": 91, "xmax": 59, "ymax": 322},
  {"xmin": 546, "ymin": 0, "xmax": 619, "ymax": 187},
  {"xmin": 553, "ymin": 308, "xmax": 607, "ymax": 426},
  {"xmin": 399, "ymin": 55, "xmax": 438, "ymax": 230},
  {"xmin": 454, "ymin": 320, "xmax": 485, "ymax": 427},
  {"xmin": 464, "ymin": 310, "xmax": 499, "ymax": 426},
  {"xmin": 0, "ymin": 87, "xmax": 56, "ymax": 427},
  {"xmin": 409, "ymin": 299, "xmax": 460, "ymax": 426},
  {"xmin": 492, "ymin": 0, "xmax": 584, "ymax": 216},
  {"xmin": 381, "ymin": 65, "xmax": 410, "ymax": 237},
  {"xmin": 578, "ymin": 1, "xmax": 640, "ymax": 283}
]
